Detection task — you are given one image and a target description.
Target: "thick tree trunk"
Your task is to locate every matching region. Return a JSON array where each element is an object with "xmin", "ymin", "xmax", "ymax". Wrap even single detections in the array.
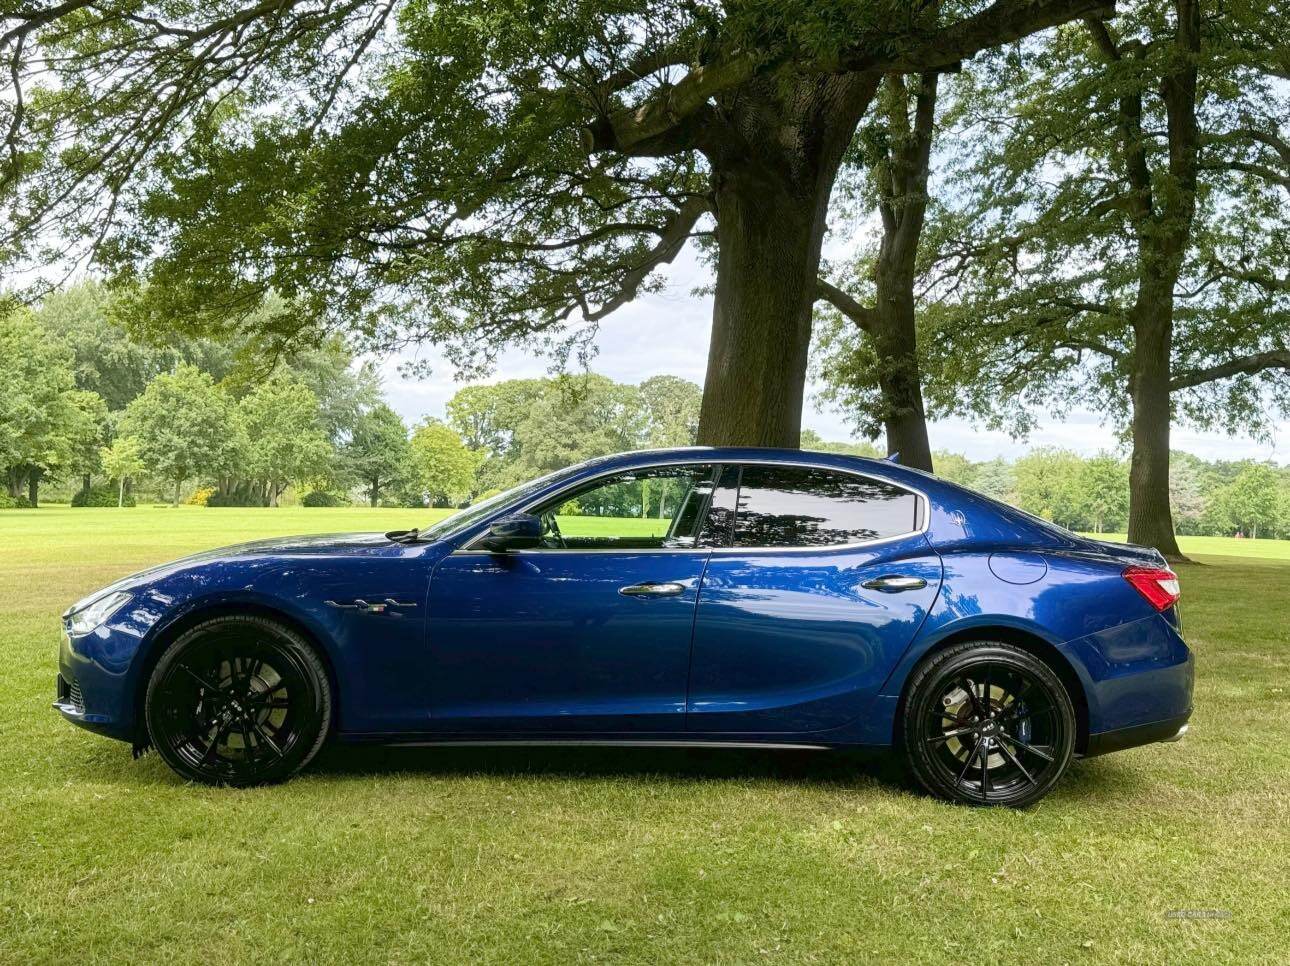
[
  {"xmin": 118, "ymin": 478, "xmax": 125, "ymax": 508},
  {"xmin": 173, "ymin": 479, "xmax": 181, "ymax": 506},
  {"xmin": 370, "ymin": 480, "xmax": 379, "ymax": 507},
  {"xmin": 697, "ymin": 182, "xmax": 823, "ymax": 447},
  {"xmin": 6, "ymin": 467, "xmax": 23, "ymax": 499},
  {"xmin": 872, "ymin": 268, "xmax": 934, "ymax": 472},
  {"xmin": 1126, "ymin": 307, "xmax": 1184, "ymax": 560},
  {"xmin": 1117, "ymin": 0, "xmax": 1197, "ymax": 563},
  {"xmin": 81, "ymin": 473, "xmax": 91, "ymax": 499},
  {"xmin": 27, "ymin": 471, "xmax": 39, "ymax": 508},
  {"xmin": 812, "ymin": 73, "xmax": 937, "ymax": 471},
  {"xmin": 696, "ymin": 75, "xmax": 878, "ymax": 448}
]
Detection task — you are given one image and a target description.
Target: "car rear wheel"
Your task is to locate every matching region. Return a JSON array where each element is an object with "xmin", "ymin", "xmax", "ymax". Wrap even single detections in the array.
[
  {"xmin": 145, "ymin": 615, "xmax": 331, "ymax": 786},
  {"xmin": 902, "ymin": 641, "xmax": 1076, "ymax": 807}
]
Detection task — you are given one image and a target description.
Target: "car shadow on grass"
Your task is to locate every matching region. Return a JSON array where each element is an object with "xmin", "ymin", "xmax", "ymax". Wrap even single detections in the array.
[
  {"xmin": 72, "ymin": 737, "xmax": 1149, "ymax": 805},
  {"xmin": 303, "ymin": 741, "xmax": 1148, "ymax": 803},
  {"xmin": 307, "ymin": 741, "xmax": 910, "ymax": 791}
]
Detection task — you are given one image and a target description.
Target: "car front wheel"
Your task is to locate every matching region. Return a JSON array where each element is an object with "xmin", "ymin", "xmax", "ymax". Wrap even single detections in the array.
[
  {"xmin": 144, "ymin": 615, "xmax": 331, "ymax": 786},
  {"xmin": 902, "ymin": 641, "xmax": 1076, "ymax": 807}
]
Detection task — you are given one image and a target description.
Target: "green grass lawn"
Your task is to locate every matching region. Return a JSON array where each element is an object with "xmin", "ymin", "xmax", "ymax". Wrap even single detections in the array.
[
  {"xmin": 1087, "ymin": 532, "xmax": 1290, "ymax": 560},
  {"xmin": 2, "ymin": 508, "xmax": 1287, "ymax": 963}
]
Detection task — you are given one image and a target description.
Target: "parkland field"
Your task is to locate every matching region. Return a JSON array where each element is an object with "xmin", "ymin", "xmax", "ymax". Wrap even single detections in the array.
[{"xmin": 1, "ymin": 507, "xmax": 1287, "ymax": 963}]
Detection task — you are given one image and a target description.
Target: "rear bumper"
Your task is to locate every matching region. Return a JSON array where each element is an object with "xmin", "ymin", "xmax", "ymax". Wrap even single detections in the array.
[
  {"xmin": 1064, "ymin": 612, "xmax": 1195, "ymax": 744},
  {"xmin": 1082, "ymin": 711, "xmax": 1191, "ymax": 757}
]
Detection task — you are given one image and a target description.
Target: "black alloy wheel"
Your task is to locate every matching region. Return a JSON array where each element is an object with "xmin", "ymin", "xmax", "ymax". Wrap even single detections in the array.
[
  {"xmin": 903, "ymin": 641, "xmax": 1076, "ymax": 807},
  {"xmin": 145, "ymin": 615, "xmax": 331, "ymax": 786}
]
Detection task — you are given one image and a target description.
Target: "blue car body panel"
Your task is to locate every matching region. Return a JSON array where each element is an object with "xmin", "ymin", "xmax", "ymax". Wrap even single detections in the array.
[
  {"xmin": 426, "ymin": 548, "xmax": 709, "ymax": 732},
  {"xmin": 55, "ymin": 447, "xmax": 1193, "ymax": 754},
  {"xmin": 686, "ymin": 533, "xmax": 942, "ymax": 733}
]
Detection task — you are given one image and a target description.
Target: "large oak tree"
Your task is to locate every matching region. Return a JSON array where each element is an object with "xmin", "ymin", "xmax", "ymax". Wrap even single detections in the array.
[
  {"xmin": 914, "ymin": 0, "xmax": 1288, "ymax": 557},
  {"xmin": 3, "ymin": 0, "xmax": 1109, "ymax": 448}
]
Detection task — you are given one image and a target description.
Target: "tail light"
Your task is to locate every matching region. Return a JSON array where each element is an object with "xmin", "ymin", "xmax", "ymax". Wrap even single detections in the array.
[{"xmin": 1123, "ymin": 566, "xmax": 1181, "ymax": 612}]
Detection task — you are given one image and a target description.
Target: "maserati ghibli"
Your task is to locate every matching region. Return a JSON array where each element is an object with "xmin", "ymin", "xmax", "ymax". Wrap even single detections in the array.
[{"xmin": 55, "ymin": 447, "xmax": 1193, "ymax": 806}]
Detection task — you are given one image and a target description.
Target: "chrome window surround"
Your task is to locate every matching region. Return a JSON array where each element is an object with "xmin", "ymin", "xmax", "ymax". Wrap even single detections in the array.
[{"xmin": 453, "ymin": 458, "xmax": 930, "ymax": 555}]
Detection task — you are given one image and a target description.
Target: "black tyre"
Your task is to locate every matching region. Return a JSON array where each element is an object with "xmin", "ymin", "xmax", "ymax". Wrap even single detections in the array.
[
  {"xmin": 902, "ymin": 641, "xmax": 1076, "ymax": 807},
  {"xmin": 145, "ymin": 615, "xmax": 331, "ymax": 787}
]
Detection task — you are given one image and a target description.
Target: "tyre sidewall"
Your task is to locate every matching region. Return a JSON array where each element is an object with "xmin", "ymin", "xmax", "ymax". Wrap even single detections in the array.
[
  {"xmin": 903, "ymin": 642, "xmax": 1076, "ymax": 807},
  {"xmin": 145, "ymin": 615, "xmax": 331, "ymax": 787}
]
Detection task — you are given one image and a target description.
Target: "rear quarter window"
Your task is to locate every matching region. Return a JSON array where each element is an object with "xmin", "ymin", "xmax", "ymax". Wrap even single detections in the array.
[{"xmin": 731, "ymin": 465, "xmax": 919, "ymax": 548}]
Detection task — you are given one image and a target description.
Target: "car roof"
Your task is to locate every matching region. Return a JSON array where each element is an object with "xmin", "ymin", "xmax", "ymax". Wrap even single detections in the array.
[{"xmin": 587, "ymin": 446, "xmax": 913, "ymax": 480}]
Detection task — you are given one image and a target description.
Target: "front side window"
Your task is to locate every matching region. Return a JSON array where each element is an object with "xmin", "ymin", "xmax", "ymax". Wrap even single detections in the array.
[
  {"xmin": 730, "ymin": 465, "xmax": 919, "ymax": 548},
  {"xmin": 529, "ymin": 465, "xmax": 718, "ymax": 550}
]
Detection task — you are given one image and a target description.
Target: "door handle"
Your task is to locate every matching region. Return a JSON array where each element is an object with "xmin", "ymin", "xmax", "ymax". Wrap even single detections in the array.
[
  {"xmin": 619, "ymin": 582, "xmax": 686, "ymax": 598},
  {"xmin": 861, "ymin": 575, "xmax": 928, "ymax": 593}
]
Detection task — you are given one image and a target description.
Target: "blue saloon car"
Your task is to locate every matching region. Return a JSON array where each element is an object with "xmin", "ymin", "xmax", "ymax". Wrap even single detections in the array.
[{"xmin": 55, "ymin": 447, "xmax": 1193, "ymax": 806}]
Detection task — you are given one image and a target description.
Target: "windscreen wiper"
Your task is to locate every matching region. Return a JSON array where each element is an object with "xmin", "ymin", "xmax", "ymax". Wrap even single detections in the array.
[{"xmin": 385, "ymin": 527, "xmax": 427, "ymax": 544}]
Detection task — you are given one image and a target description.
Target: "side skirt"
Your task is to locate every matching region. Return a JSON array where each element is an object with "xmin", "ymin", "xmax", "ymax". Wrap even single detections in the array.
[{"xmin": 338, "ymin": 735, "xmax": 836, "ymax": 751}]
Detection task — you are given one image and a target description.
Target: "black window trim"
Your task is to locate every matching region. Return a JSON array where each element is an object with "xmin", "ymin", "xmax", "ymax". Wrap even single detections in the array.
[
  {"xmin": 454, "ymin": 459, "xmax": 930, "ymax": 555},
  {"xmin": 456, "ymin": 461, "xmax": 725, "ymax": 554},
  {"xmin": 710, "ymin": 461, "xmax": 927, "ymax": 553}
]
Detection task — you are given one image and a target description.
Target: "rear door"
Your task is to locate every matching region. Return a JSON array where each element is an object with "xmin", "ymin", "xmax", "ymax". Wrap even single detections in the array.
[{"xmin": 687, "ymin": 463, "xmax": 942, "ymax": 734}]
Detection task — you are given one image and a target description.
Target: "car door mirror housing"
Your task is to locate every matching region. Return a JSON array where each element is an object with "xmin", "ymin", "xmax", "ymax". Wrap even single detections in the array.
[{"xmin": 481, "ymin": 513, "xmax": 543, "ymax": 552}]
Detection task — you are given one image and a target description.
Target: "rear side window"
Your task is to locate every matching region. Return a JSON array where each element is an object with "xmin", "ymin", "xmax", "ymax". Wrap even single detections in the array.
[{"xmin": 731, "ymin": 465, "xmax": 919, "ymax": 548}]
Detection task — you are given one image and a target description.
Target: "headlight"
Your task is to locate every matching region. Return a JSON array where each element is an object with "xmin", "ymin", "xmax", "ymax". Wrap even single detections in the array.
[{"xmin": 66, "ymin": 591, "xmax": 132, "ymax": 637}]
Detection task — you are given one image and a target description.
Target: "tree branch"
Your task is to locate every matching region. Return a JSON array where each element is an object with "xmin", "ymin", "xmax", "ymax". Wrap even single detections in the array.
[
  {"xmin": 839, "ymin": 0, "xmax": 1118, "ymax": 73},
  {"xmin": 815, "ymin": 279, "xmax": 877, "ymax": 332},
  {"xmin": 578, "ymin": 195, "xmax": 711, "ymax": 321},
  {"xmin": 1201, "ymin": 160, "xmax": 1290, "ymax": 190},
  {"xmin": 588, "ymin": 0, "xmax": 1116, "ymax": 156},
  {"xmin": 1171, "ymin": 349, "xmax": 1290, "ymax": 390}
]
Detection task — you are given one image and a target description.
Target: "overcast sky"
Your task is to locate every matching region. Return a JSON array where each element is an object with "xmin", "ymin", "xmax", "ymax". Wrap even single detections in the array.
[{"xmin": 375, "ymin": 248, "xmax": 1290, "ymax": 465}]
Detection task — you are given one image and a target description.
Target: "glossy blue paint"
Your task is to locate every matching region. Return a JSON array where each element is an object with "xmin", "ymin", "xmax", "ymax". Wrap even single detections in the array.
[
  {"xmin": 54, "ymin": 446, "xmax": 1193, "ymax": 757},
  {"xmin": 687, "ymin": 534, "xmax": 942, "ymax": 733},
  {"xmin": 427, "ymin": 549, "xmax": 708, "ymax": 731}
]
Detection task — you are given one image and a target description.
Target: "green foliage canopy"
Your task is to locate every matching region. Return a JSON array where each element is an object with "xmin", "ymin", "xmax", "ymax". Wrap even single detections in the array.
[
  {"xmin": 407, "ymin": 419, "xmax": 479, "ymax": 507},
  {"xmin": 239, "ymin": 377, "xmax": 334, "ymax": 505},
  {"xmin": 0, "ymin": 308, "xmax": 109, "ymax": 501},
  {"xmin": 346, "ymin": 403, "xmax": 411, "ymax": 506},
  {"xmin": 914, "ymin": 2, "xmax": 1288, "ymax": 436},
  {"xmin": 119, "ymin": 364, "xmax": 247, "ymax": 502}
]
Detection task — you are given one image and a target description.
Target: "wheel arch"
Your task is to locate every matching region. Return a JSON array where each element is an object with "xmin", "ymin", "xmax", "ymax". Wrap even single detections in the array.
[
  {"xmin": 131, "ymin": 599, "xmax": 341, "ymax": 747},
  {"xmin": 894, "ymin": 625, "xmax": 1091, "ymax": 754}
]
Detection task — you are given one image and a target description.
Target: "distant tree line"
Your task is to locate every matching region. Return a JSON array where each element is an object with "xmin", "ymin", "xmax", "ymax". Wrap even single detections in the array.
[
  {"xmin": 2, "ymin": 280, "xmax": 1285, "ymax": 537},
  {"xmin": 0, "ymin": 283, "xmax": 703, "ymax": 509}
]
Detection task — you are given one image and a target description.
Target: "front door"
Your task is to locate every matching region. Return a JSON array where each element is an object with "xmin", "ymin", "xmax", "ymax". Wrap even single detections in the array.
[
  {"xmin": 687, "ymin": 463, "xmax": 942, "ymax": 734},
  {"xmin": 427, "ymin": 464, "xmax": 718, "ymax": 733}
]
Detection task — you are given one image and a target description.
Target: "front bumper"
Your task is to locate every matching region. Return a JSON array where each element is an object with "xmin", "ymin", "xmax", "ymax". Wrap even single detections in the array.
[{"xmin": 54, "ymin": 628, "xmax": 138, "ymax": 741}]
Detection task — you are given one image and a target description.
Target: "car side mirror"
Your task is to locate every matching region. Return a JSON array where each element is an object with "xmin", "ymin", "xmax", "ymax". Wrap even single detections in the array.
[{"xmin": 481, "ymin": 513, "xmax": 542, "ymax": 553}]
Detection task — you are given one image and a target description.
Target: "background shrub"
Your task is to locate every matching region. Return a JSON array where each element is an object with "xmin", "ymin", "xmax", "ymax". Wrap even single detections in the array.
[
  {"xmin": 302, "ymin": 491, "xmax": 348, "ymax": 507},
  {"xmin": 0, "ymin": 494, "xmax": 34, "ymax": 509},
  {"xmin": 70, "ymin": 487, "xmax": 135, "ymax": 507},
  {"xmin": 185, "ymin": 486, "xmax": 216, "ymax": 507},
  {"xmin": 206, "ymin": 490, "xmax": 265, "ymax": 507}
]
